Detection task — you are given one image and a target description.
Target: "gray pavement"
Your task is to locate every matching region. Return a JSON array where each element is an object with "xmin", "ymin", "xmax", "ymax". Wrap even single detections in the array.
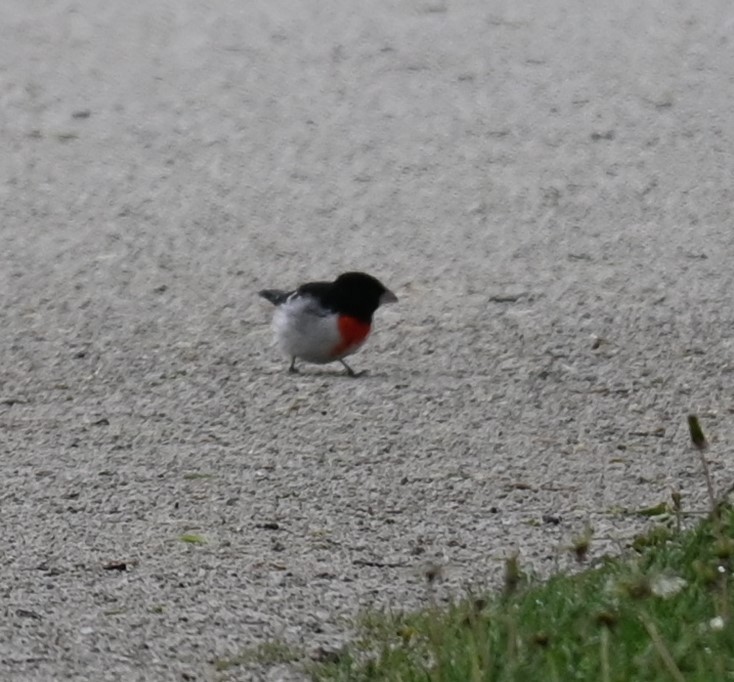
[{"xmin": 2, "ymin": 1, "xmax": 734, "ymax": 679}]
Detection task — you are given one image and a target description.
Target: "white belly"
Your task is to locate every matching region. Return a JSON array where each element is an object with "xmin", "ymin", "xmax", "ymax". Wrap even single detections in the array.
[{"xmin": 273, "ymin": 296, "xmax": 342, "ymax": 364}]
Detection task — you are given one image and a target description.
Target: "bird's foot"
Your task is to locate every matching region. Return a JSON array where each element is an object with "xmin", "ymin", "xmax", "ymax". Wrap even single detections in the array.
[{"xmin": 340, "ymin": 359, "xmax": 366, "ymax": 378}]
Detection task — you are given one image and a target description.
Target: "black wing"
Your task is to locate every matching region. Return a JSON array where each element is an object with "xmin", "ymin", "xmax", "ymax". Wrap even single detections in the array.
[{"xmin": 258, "ymin": 289, "xmax": 293, "ymax": 306}]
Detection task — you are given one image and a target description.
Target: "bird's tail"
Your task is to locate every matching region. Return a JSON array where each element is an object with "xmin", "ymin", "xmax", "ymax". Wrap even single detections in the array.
[{"xmin": 258, "ymin": 289, "xmax": 291, "ymax": 306}]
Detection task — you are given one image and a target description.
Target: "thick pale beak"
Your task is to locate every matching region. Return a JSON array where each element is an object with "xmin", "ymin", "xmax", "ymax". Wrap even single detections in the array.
[{"xmin": 380, "ymin": 289, "xmax": 398, "ymax": 305}]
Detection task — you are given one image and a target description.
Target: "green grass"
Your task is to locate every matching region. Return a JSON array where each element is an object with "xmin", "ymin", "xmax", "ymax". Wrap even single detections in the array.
[
  {"xmin": 215, "ymin": 640, "xmax": 303, "ymax": 671},
  {"xmin": 311, "ymin": 503, "xmax": 734, "ymax": 681},
  {"xmin": 182, "ymin": 472, "xmax": 214, "ymax": 480},
  {"xmin": 179, "ymin": 533, "xmax": 206, "ymax": 545}
]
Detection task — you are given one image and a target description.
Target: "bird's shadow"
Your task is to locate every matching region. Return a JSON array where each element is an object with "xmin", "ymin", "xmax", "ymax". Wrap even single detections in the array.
[{"xmin": 260, "ymin": 366, "xmax": 388, "ymax": 379}]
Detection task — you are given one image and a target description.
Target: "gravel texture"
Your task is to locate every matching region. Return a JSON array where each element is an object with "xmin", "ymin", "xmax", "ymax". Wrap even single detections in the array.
[{"xmin": 2, "ymin": 1, "xmax": 734, "ymax": 680}]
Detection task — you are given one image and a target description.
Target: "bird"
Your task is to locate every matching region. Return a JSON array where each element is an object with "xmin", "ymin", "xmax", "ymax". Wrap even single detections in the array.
[{"xmin": 259, "ymin": 271, "xmax": 397, "ymax": 376}]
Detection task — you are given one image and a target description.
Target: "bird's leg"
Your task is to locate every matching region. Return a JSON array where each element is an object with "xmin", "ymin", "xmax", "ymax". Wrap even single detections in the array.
[
  {"xmin": 340, "ymin": 359, "xmax": 365, "ymax": 377},
  {"xmin": 288, "ymin": 357, "xmax": 299, "ymax": 374}
]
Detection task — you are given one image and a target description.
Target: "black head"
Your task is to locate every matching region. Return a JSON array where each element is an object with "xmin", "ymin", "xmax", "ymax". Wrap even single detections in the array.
[{"xmin": 327, "ymin": 272, "xmax": 397, "ymax": 322}]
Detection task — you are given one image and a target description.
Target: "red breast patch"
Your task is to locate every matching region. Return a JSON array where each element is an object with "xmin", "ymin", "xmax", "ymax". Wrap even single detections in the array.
[{"xmin": 332, "ymin": 316, "xmax": 371, "ymax": 357}]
